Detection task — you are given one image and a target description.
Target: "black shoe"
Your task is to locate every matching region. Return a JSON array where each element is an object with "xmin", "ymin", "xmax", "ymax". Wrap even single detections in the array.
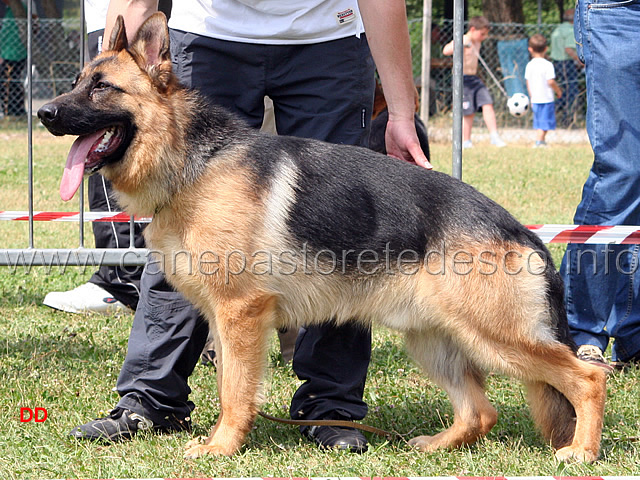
[
  {"xmin": 304, "ymin": 421, "xmax": 368, "ymax": 453},
  {"xmin": 200, "ymin": 347, "xmax": 217, "ymax": 367},
  {"xmin": 68, "ymin": 408, "xmax": 191, "ymax": 443}
]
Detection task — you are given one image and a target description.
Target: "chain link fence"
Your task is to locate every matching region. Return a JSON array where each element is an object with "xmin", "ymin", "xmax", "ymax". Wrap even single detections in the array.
[
  {"xmin": 409, "ymin": 18, "xmax": 588, "ymax": 145},
  {"xmin": 1, "ymin": 16, "xmax": 81, "ymax": 120}
]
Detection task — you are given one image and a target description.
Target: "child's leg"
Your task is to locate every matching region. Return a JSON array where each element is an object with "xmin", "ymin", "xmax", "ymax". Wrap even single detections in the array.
[
  {"xmin": 481, "ymin": 103, "xmax": 499, "ymax": 135},
  {"xmin": 482, "ymin": 104, "xmax": 506, "ymax": 147},
  {"xmin": 463, "ymin": 114, "xmax": 475, "ymax": 142}
]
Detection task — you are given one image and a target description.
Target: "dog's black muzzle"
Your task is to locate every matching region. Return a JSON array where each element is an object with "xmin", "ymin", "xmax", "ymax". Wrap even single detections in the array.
[{"xmin": 37, "ymin": 102, "xmax": 66, "ymax": 136}]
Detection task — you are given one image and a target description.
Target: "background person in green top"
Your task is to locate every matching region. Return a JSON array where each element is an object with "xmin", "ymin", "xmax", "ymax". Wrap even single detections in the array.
[
  {"xmin": 550, "ymin": 8, "xmax": 583, "ymax": 127},
  {"xmin": 0, "ymin": 0, "xmax": 27, "ymax": 118}
]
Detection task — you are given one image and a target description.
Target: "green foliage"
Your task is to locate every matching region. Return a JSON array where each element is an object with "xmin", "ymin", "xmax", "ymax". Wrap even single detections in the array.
[{"xmin": 409, "ymin": 0, "xmax": 566, "ymax": 24}]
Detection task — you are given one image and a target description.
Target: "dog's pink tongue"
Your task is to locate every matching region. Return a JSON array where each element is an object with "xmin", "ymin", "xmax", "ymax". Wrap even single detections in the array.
[{"xmin": 60, "ymin": 130, "xmax": 105, "ymax": 201}]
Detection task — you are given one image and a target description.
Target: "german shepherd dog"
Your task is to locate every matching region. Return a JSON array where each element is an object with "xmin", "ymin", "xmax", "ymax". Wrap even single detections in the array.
[{"xmin": 38, "ymin": 13, "xmax": 607, "ymax": 461}]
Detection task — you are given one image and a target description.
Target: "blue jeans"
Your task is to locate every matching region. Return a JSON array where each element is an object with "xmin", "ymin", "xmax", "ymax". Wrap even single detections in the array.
[{"xmin": 559, "ymin": 0, "xmax": 640, "ymax": 362}]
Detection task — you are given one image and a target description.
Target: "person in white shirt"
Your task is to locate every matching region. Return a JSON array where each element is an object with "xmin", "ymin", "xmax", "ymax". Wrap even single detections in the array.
[{"xmin": 525, "ymin": 34, "xmax": 562, "ymax": 148}]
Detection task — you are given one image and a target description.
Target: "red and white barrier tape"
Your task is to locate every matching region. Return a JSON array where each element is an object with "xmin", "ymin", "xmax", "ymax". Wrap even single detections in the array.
[
  {"xmin": 0, "ymin": 210, "xmax": 152, "ymax": 223},
  {"xmin": 527, "ymin": 224, "xmax": 640, "ymax": 244},
  {"xmin": 3, "ymin": 211, "xmax": 640, "ymax": 245},
  {"xmin": 38, "ymin": 477, "xmax": 640, "ymax": 480}
]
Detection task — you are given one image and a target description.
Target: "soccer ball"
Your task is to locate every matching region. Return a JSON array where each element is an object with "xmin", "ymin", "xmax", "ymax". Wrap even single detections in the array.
[{"xmin": 507, "ymin": 93, "xmax": 530, "ymax": 117}]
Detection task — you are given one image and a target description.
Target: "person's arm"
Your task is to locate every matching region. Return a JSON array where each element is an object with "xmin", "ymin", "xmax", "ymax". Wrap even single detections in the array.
[
  {"xmin": 548, "ymin": 78, "xmax": 562, "ymax": 99},
  {"xmin": 442, "ymin": 39, "xmax": 454, "ymax": 57},
  {"xmin": 564, "ymin": 46, "xmax": 584, "ymax": 66},
  {"xmin": 443, "ymin": 34, "xmax": 470, "ymax": 57},
  {"xmin": 104, "ymin": 0, "xmax": 158, "ymax": 46},
  {"xmin": 358, "ymin": 0, "xmax": 431, "ymax": 169}
]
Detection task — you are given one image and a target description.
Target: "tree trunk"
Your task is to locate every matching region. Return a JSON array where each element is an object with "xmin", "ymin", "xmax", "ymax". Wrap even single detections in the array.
[
  {"xmin": 555, "ymin": 0, "xmax": 566, "ymax": 23},
  {"xmin": 41, "ymin": 0, "xmax": 62, "ymax": 19},
  {"xmin": 4, "ymin": 0, "xmax": 26, "ymax": 17},
  {"xmin": 482, "ymin": 0, "xmax": 525, "ymax": 23}
]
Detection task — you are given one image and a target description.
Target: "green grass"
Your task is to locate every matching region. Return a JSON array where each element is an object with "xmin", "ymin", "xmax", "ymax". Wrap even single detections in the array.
[{"xmin": 1, "ymin": 128, "xmax": 639, "ymax": 479}]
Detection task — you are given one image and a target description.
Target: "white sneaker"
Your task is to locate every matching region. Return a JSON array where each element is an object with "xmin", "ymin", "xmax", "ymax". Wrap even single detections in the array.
[
  {"xmin": 577, "ymin": 344, "xmax": 606, "ymax": 365},
  {"xmin": 462, "ymin": 140, "xmax": 473, "ymax": 149},
  {"xmin": 490, "ymin": 134, "xmax": 507, "ymax": 147},
  {"xmin": 43, "ymin": 282, "xmax": 130, "ymax": 315}
]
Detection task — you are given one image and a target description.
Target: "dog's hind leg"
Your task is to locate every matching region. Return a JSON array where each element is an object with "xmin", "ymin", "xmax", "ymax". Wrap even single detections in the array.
[
  {"xmin": 405, "ymin": 332, "xmax": 498, "ymax": 451},
  {"xmin": 184, "ymin": 293, "xmax": 277, "ymax": 458},
  {"xmin": 518, "ymin": 345, "xmax": 607, "ymax": 463}
]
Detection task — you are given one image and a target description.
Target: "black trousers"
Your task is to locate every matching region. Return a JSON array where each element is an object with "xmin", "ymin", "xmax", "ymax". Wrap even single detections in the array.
[
  {"xmin": 1, "ymin": 58, "xmax": 26, "ymax": 116},
  {"xmin": 116, "ymin": 30, "xmax": 375, "ymax": 424},
  {"xmin": 87, "ymin": 174, "xmax": 144, "ymax": 309}
]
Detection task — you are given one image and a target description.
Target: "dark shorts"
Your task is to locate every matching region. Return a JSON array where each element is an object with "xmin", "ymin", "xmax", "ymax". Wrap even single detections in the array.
[
  {"xmin": 462, "ymin": 75, "xmax": 494, "ymax": 116},
  {"xmin": 532, "ymin": 102, "xmax": 557, "ymax": 131},
  {"xmin": 169, "ymin": 30, "xmax": 376, "ymax": 146}
]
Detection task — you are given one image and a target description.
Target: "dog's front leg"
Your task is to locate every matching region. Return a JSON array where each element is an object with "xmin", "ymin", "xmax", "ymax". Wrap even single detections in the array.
[{"xmin": 184, "ymin": 293, "xmax": 276, "ymax": 458}]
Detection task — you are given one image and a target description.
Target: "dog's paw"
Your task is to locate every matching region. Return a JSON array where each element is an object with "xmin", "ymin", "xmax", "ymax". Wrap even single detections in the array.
[
  {"xmin": 408, "ymin": 435, "xmax": 440, "ymax": 452},
  {"xmin": 184, "ymin": 441, "xmax": 235, "ymax": 458},
  {"xmin": 555, "ymin": 445, "xmax": 598, "ymax": 463},
  {"xmin": 185, "ymin": 436, "xmax": 208, "ymax": 450}
]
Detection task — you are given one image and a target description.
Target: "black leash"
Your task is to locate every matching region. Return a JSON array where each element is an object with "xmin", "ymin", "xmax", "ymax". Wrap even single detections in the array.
[{"xmin": 258, "ymin": 411, "xmax": 397, "ymax": 440}]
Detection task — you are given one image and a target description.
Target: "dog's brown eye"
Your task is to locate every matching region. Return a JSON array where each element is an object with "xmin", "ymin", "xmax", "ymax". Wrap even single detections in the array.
[{"xmin": 89, "ymin": 81, "xmax": 123, "ymax": 98}]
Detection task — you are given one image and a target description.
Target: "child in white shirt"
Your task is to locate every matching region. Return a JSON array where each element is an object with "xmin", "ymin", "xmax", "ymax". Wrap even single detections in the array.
[{"xmin": 525, "ymin": 34, "xmax": 563, "ymax": 147}]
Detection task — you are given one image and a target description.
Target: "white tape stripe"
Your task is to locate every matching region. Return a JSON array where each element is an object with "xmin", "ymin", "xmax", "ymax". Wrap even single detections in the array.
[
  {"xmin": 117, "ymin": 478, "xmax": 166, "ymax": 480},
  {"xmin": 588, "ymin": 227, "xmax": 631, "ymax": 243},
  {"xmin": 408, "ymin": 477, "xmax": 461, "ymax": 480},
  {"xmin": 52, "ymin": 213, "xmax": 80, "ymax": 222},
  {"xmin": 502, "ymin": 477, "xmax": 557, "ymax": 480}
]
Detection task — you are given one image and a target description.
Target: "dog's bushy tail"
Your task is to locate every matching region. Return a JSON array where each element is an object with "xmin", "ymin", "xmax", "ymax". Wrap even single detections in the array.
[
  {"xmin": 525, "ymin": 380, "xmax": 576, "ymax": 448},
  {"xmin": 526, "ymin": 263, "xmax": 577, "ymax": 449},
  {"xmin": 545, "ymin": 261, "xmax": 577, "ymax": 352}
]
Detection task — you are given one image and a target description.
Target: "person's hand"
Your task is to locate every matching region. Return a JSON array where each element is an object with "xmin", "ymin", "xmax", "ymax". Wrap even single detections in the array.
[{"xmin": 384, "ymin": 116, "xmax": 432, "ymax": 169}]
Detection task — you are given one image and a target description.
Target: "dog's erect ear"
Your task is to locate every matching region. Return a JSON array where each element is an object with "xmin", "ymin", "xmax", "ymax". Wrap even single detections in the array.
[
  {"xmin": 108, "ymin": 15, "xmax": 129, "ymax": 52},
  {"xmin": 129, "ymin": 12, "xmax": 174, "ymax": 91},
  {"xmin": 130, "ymin": 12, "xmax": 171, "ymax": 66}
]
